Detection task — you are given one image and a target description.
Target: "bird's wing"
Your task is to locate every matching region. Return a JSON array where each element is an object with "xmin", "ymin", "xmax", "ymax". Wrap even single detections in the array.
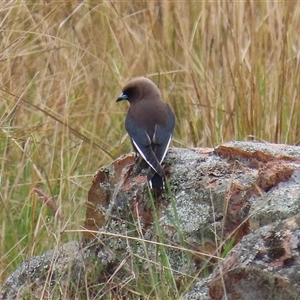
[
  {"xmin": 125, "ymin": 114, "xmax": 165, "ymax": 177},
  {"xmin": 152, "ymin": 104, "xmax": 175, "ymax": 163}
]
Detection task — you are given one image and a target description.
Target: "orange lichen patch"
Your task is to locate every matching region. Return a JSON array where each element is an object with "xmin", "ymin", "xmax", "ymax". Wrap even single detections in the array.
[
  {"xmin": 130, "ymin": 199, "xmax": 154, "ymax": 230},
  {"xmin": 256, "ymin": 161, "xmax": 295, "ymax": 191},
  {"xmin": 215, "ymin": 144, "xmax": 274, "ymax": 162},
  {"xmin": 122, "ymin": 171, "xmax": 147, "ymax": 190},
  {"xmin": 228, "ymin": 198, "xmax": 251, "ymax": 223},
  {"xmin": 83, "ymin": 153, "xmax": 136, "ymax": 242},
  {"xmin": 207, "ymin": 179, "xmax": 218, "ymax": 188},
  {"xmin": 225, "ymin": 183, "xmax": 252, "ymax": 220},
  {"xmin": 215, "ymin": 144, "xmax": 300, "ymax": 163},
  {"xmin": 222, "ymin": 182, "xmax": 252, "ymax": 243},
  {"xmin": 193, "ymin": 147, "xmax": 214, "ymax": 155},
  {"xmin": 131, "ymin": 174, "xmax": 147, "ymax": 188},
  {"xmin": 110, "ymin": 153, "xmax": 135, "ymax": 185},
  {"xmin": 83, "ymin": 169, "xmax": 111, "ymax": 242}
]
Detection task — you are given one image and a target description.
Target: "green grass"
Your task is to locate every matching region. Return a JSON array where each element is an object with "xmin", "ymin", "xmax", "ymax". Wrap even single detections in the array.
[{"xmin": 1, "ymin": 0, "xmax": 300, "ymax": 298}]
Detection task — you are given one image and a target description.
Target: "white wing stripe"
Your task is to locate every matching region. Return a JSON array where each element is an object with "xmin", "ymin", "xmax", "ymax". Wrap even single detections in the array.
[
  {"xmin": 132, "ymin": 139, "xmax": 158, "ymax": 173},
  {"xmin": 159, "ymin": 135, "xmax": 172, "ymax": 163}
]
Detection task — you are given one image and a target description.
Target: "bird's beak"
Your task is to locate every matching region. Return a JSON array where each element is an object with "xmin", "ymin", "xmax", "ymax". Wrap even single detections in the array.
[{"xmin": 116, "ymin": 92, "xmax": 128, "ymax": 102}]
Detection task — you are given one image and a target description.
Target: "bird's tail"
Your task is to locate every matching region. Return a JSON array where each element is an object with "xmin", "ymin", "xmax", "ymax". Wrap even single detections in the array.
[{"xmin": 147, "ymin": 169, "xmax": 165, "ymax": 189}]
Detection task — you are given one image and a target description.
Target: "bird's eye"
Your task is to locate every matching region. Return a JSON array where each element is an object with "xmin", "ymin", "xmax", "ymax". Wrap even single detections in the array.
[{"xmin": 123, "ymin": 87, "xmax": 135, "ymax": 97}]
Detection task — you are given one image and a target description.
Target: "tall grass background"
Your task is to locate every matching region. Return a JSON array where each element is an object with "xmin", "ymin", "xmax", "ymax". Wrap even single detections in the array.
[{"xmin": 1, "ymin": 0, "xmax": 300, "ymax": 294}]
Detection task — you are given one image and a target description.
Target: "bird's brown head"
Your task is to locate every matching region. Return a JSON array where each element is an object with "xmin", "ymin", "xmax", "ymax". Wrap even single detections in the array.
[{"xmin": 116, "ymin": 77, "xmax": 162, "ymax": 104}]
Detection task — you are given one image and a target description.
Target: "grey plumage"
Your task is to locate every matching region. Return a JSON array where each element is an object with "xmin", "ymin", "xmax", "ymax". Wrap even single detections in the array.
[{"xmin": 117, "ymin": 77, "xmax": 175, "ymax": 189}]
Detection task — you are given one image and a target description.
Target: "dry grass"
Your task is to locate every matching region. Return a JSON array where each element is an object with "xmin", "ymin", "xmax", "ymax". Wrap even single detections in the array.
[{"xmin": 1, "ymin": 0, "xmax": 300, "ymax": 297}]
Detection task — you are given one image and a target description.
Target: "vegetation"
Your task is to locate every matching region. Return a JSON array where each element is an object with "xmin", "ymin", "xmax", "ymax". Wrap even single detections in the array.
[{"xmin": 1, "ymin": 0, "xmax": 300, "ymax": 298}]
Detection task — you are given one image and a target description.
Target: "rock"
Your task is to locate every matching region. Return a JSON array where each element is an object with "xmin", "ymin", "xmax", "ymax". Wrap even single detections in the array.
[
  {"xmin": 2, "ymin": 141, "xmax": 300, "ymax": 299},
  {"xmin": 209, "ymin": 215, "xmax": 300, "ymax": 300},
  {"xmin": 179, "ymin": 275, "xmax": 212, "ymax": 300},
  {"xmin": 0, "ymin": 242, "xmax": 84, "ymax": 299},
  {"xmin": 0, "ymin": 241, "xmax": 115, "ymax": 299}
]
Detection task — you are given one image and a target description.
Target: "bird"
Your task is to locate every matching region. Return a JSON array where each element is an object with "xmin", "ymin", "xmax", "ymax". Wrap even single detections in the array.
[{"xmin": 117, "ymin": 77, "xmax": 175, "ymax": 189}]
